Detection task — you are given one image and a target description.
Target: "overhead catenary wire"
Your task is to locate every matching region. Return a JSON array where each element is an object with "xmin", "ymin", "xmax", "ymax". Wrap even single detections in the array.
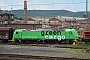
[
  {"xmin": 1, "ymin": 0, "xmax": 90, "ymax": 7},
  {"xmin": 0, "ymin": 0, "xmax": 89, "ymax": 11},
  {"xmin": 1, "ymin": 0, "xmax": 90, "ymax": 6},
  {"xmin": 7, "ymin": 2, "xmax": 90, "ymax": 7},
  {"xmin": 53, "ymin": 2, "xmax": 90, "ymax": 4}
]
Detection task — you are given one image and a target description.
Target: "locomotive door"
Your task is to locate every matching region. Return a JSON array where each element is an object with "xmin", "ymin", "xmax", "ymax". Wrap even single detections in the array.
[
  {"xmin": 16, "ymin": 32, "xmax": 22, "ymax": 39},
  {"xmin": 65, "ymin": 31, "xmax": 72, "ymax": 43},
  {"xmin": 18, "ymin": 32, "xmax": 22, "ymax": 39},
  {"xmin": 65, "ymin": 32, "xmax": 70, "ymax": 39},
  {"xmin": 69, "ymin": 31, "xmax": 73, "ymax": 39},
  {"xmin": 65, "ymin": 31, "xmax": 72, "ymax": 39}
]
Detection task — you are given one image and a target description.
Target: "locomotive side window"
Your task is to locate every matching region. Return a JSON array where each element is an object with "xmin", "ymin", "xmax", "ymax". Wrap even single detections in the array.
[
  {"xmin": 16, "ymin": 32, "xmax": 18, "ymax": 34},
  {"xmin": 70, "ymin": 31, "xmax": 72, "ymax": 34}
]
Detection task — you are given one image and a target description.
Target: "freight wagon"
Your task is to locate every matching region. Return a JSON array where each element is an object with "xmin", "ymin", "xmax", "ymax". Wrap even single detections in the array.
[
  {"xmin": 0, "ymin": 27, "xmax": 15, "ymax": 43},
  {"xmin": 81, "ymin": 30, "xmax": 90, "ymax": 43},
  {"xmin": 12, "ymin": 28, "xmax": 78, "ymax": 44}
]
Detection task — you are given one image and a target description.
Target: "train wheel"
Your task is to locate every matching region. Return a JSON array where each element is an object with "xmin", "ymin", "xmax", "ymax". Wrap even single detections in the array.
[
  {"xmin": 55, "ymin": 40, "xmax": 58, "ymax": 44},
  {"xmin": 36, "ymin": 40, "xmax": 40, "ymax": 44},
  {"xmin": 2, "ymin": 40, "xmax": 8, "ymax": 43},
  {"xmin": 85, "ymin": 40, "xmax": 88, "ymax": 43},
  {"xmin": 44, "ymin": 40, "xmax": 49, "ymax": 44},
  {"xmin": 16, "ymin": 40, "xmax": 21, "ymax": 44},
  {"xmin": 57, "ymin": 41, "xmax": 61, "ymax": 44},
  {"xmin": 19, "ymin": 40, "xmax": 21, "ymax": 43},
  {"xmin": 21, "ymin": 40, "xmax": 26, "ymax": 43},
  {"xmin": 65, "ymin": 40, "xmax": 69, "ymax": 44},
  {"xmin": 42, "ymin": 40, "xmax": 45, "ymax": 44},
  {"xmin": 49, "ymin": 40, "xmax": 52, "ymax": 44}
]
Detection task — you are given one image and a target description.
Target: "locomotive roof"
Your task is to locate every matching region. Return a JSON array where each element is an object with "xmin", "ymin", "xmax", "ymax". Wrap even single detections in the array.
[
  {"xmin": 65, "ymin": 29, "xmax": 75, "ymax": 31},
  {"xmin": 15, "ymin": 28, "xmax": 54, "ymax": 32},
  {"xmin": 35, "ymin": 28, "xmax": 54, "ymax": 31},
  {"xmin": 15, "ymin": 28, "xmax": 76, "ymax": 32},
  {"xmin": 25, "ymin": 29, "xmax": 54, "ymax": 31}
]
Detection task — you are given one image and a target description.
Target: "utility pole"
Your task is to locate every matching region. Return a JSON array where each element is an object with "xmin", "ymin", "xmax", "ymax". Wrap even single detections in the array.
[
  {"xmin": 0, "ymin": 1, "xmax": 1, "ymax": 13},
  {"xmin": 84, "ymin": 0, "xmax": 88, "ymax": 29},
  {"xmin": 86, "ymin": 0, "xmax": 88, "ymax": 18},
  {"xmin": 83, "ymin": 0, "xmax": 88, "ymax": 20}
]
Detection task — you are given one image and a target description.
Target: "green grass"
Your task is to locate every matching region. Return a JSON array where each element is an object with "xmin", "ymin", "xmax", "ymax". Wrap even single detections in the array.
[
  {"xmin": 74, "ymin": 43, "xmax": 90, "ymax": 48},
  {"xmin": 59, "ymin": 42, "xmax": 90, "ymax": 49}
]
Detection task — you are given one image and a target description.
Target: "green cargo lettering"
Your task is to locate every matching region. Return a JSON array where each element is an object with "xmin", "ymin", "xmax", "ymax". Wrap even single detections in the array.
[
  {"xmin": 41, "ymin": 31, "xmax": 61, "ymax": 36},
  {"xmin": 45, "ymin": 35, "xmax": 65, "ymax": 40}
]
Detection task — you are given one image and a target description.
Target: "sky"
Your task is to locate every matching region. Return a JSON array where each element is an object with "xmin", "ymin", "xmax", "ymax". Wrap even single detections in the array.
[{"xmin": 0, "ymin": 0, "xmax": 90, "ymax": 12}]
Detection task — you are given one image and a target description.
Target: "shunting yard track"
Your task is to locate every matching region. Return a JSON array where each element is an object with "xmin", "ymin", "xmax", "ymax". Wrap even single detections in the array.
[
  {"xmin": 0, "ymin": 54, "xmax": 86, "ymax": 60},
  {"xmin": 0, "ymin": 42, "xmax": 87, "ymax": 49},
  {"xmin": 0, "ymin": 42, "xmax": 90, "ymax": 60}
]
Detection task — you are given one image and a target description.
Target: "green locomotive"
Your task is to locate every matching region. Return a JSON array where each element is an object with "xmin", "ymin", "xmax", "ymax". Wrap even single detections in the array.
[{"xmin": 12, "ymin": 28, "xmax": 78, "ymax": 44}]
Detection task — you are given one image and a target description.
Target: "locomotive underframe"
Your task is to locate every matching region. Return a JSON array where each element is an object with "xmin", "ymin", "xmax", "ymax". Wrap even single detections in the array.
[
  {"xmin": 13, "ymin": 38, "xmax": 76, "ymax": 44},
  {"xmin": 82, "ymin": 38, "xmax": 90, "ymax": 43}
]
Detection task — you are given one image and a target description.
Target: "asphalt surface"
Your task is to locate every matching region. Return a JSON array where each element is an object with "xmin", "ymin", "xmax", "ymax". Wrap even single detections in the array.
[{"xmin": 0, "ymin": 45, "xmax": 90, "ymax": 59}]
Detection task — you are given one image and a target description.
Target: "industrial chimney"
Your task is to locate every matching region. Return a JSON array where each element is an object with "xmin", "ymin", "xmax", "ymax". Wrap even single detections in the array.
[{"xmin": 24, "ymin": 0, "xmax": 27, "ymax": 23}]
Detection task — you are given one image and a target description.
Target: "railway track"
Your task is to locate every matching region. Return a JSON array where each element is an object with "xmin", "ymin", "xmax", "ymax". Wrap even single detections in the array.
[
  {"xmin": 0, "ymin": 54, "xmax": 86, "ymax": 60},
  {"xmin": 0, "ymin": 42, "xmax": 90, "ymax": 59},
  {"xmin": 0, "ymin": 42, "xmax": 87, "ymax": 49}
]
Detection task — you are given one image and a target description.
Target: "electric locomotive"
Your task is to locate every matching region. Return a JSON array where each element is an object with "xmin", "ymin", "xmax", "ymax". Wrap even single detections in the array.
[{"xmin": 12, "ymin": 28, "xmax": 78, "ymax": 44}]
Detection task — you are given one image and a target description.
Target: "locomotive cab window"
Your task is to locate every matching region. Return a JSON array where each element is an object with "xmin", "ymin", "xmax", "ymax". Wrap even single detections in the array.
[{"xmin": 16, "ymin": 32, "xmax": 18, "ymax": 34}]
